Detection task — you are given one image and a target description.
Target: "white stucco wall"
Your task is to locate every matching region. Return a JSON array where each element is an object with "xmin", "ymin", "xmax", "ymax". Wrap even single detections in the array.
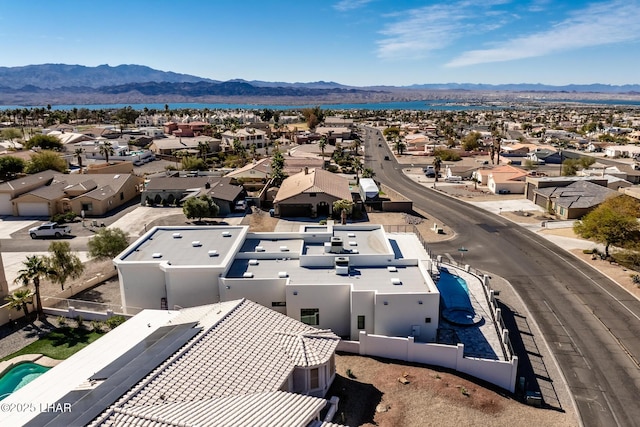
[
  {"xmin": 286, "ymin": 283, "xmax": 351, "ymax": 337},
  {"xmin": 373, "ymin": 292, "xmax": 439, "ymax": 342},
  {"xmin": 350, "ymin": 289, "xmax": 375, "ymax": 340},
  {"xmin": 118, "ymin": 262, "xmax": 166, "ymax": 312},
  {"xmin": 219, "ymin": 278, "xmax": 288, "ymax": 314},
  {"xmin": 163, "ymin": 266, "xmax": 222, "ymax": 309}
]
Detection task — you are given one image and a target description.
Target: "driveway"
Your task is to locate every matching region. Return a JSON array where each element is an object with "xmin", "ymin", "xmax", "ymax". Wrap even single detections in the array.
[{"xmin": 0, "ymin": 218, "xmax": 38, "ymax": 239}]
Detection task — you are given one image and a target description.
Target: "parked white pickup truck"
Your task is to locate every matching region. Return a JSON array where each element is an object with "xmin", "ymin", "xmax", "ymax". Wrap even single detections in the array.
[{"xmin": 29, "ymin": 222, "xmax": 71, "ymax": 239}]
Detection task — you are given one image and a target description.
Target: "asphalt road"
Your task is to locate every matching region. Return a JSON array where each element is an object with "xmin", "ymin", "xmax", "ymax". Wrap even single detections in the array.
[{"xmin": 362, "ymin": 126, "xmax": 640, "ymax": 427}]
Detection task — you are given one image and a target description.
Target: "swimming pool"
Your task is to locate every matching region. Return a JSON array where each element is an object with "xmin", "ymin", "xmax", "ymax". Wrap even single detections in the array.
[
  {"xmin": 0, "ymin": 362, "xmax": 50, "ymax": 400},
  {"xmin": 437, "ymin": 270, "xmax": 482, "ymax": 326}
]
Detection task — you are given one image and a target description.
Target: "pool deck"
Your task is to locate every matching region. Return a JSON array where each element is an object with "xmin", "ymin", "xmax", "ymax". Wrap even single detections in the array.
[
  {"xmin": 0, "ymin": 354, "xmax": 60, "ymax": 376},
  {"xmin": 437, "ymin": 264, "xmax": 507, "ymax": 361}
]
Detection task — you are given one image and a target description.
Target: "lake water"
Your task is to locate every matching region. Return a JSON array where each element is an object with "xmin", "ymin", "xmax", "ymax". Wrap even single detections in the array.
[{"xmin": 2, "ymin": 98, "xmax": 639, "ymax": 111}]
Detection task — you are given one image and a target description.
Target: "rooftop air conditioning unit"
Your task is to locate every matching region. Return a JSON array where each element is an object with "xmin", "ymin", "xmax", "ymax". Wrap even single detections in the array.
[
  {"xmin": 152, "ymin": 253, "xmax": 162, "ymax": 258},
  {"xmin": 248, "ymin": 259, "xmax": 259, "ymax": 266},
  {"xmin": 335, "ymin": 256, "xmax": 349, "ymax": 275},
  {"xmin": 330, "ymin": 237, "xmax": 343, "ymax": 254},
  {"xmin": 208, "ymin": 250, "xmax": 218, "ymax": 257},
  {"xmin": 222, "ymin": 231, "xmax": 231, "ymax": 237},
  {"xmin": 256, "ymin": 246, "xmax": 265, "ymax": 252},
  {"xmin": 243, "ymin": 272, "xmax": 254, "ymax": 278},
  {"xmin": 172, "ymin": 233, "xmax": 182, "ymax": 239},
  {"xmin": 387, "ymin": 266, "xmax": 397, "ymax": 272},
  {"xmin": 278, "ymin": 271, "xmax": 288, "ymax": 278},
  {"xmin": 280, "ymin": 246, "xmax": 289, "ymax": 252},
  {"xmin": 348, "ymin": 233, "xmax": 356, "ymax": 238},
  {"xmin": 191, "ymin": 241, "xmax": 202, "ymax": 247},
  {"xmin": 391, "ymin": 278, "xmax": 402, "ymax": 285}
]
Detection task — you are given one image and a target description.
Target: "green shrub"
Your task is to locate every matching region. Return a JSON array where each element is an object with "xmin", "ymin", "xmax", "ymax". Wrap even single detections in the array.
[
  {"xmin": 319, "ymin": 219, "xmax": 327, "ymax": 225},
  {"xmin": 90, "ymin": 320, "xmax": 104, "ymax": 333},
  {"xmin": 106, "ymin": 315, "xmax": 127, "ymax": 330},
  {"xmin": 75, "ymin": 315, "xmax": 84, "ymax": 329},
  {"xmin": 57, "ymin": 316, "xmax": 67, "ymax": 326},
  {"xmin": 631, "ymin": 274, "xmax": 640, "ymax": 286},
  {"xmin": 433, "ymin": 149, "xmax": 461, "ymax": 161}
]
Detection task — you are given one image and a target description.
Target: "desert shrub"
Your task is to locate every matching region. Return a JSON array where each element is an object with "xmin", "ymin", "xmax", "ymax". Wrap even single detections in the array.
[{"xmin": 106, "ymin": 315, "xmax": 127, "ymax": 330}]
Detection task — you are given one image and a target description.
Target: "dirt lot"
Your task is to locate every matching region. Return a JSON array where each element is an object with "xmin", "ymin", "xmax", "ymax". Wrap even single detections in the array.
[{"xmin": 332, "ymin": 353, "xmax": 574, "ymax": 427}]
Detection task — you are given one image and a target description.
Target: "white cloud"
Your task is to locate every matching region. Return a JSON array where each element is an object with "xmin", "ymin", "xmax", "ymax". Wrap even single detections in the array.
[
  {"xmin": 447, "ymin": 0, "xmax": 640, "ymax": 67},
  {"xmin": 375, "ymin": 1, "xmax": 510, "ymax": 59},
  {"xmin": 333, "ymin": 0, "xmax": 374, "ymax": 12}
]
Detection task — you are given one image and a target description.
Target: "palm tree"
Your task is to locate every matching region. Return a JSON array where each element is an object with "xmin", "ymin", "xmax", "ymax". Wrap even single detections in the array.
[
  {"xmin": 433, "ymin": 156, "xmax": 443, "ymax": 182},
  {"xmin": 352, "ymin": 158, "xmax": 363, "ymax": 183},
  {"xmin": 15, "ymin": 255, "xmax": 56, "ymax": 320},
  {"xmin": 394, "ymin": 139, "xmax": 406, "ymax": 155},
  {"xmin": 5, "ymin": 288, "xmax": 34, "ymax": 319},
  {"xmin": 362, "ymin": 167, "xmax": 376, "ymax": 179},
  {"xmin": 197, "ymin": 141, "xmax": 209, "ymax": 159},
  {"xmin": 74, "ymin": 147, "xmax": 84, "ymax": 170},
  {"xmin": 319, "ymin": 137, "xmax": 327, "ymax": 169},
  {"xmin": 99, "ymin": 142, "xmax": 114, "ymax": 164},
  {"xmin": 351, "ymin": 138, "xmax": 362, "ymax": 156}
]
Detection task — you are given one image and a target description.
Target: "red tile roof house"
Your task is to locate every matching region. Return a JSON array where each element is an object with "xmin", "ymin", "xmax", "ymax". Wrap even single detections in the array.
[
  {"xmin": 2, "ymin": 299, "xmax": 343, "ymax": 427},
  {"xmin": 486, "ymin": 165, "xmax": 528, "ymax": 194},
  {"xmin": 273, "ymin": 168, "xmax": 352, "ymax": 217}
]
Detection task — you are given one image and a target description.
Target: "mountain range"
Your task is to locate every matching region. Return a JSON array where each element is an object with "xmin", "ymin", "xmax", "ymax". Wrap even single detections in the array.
[{"xmin": 0, "ymin": 64, "xmax": 639, "ymax": 106}]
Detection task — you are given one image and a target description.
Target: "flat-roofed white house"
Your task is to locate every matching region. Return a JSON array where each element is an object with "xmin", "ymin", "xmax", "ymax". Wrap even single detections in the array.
[
  {"xmin": 1, "ymin": 299, "xmax": 343, "ymax": 427},
  {"xmin": 114, "ymin": 224, "xmax": 440, "ymax": 343},
  {"xmin": 221, "ymin": 127, "xmax": 268, "ymax": 150}
]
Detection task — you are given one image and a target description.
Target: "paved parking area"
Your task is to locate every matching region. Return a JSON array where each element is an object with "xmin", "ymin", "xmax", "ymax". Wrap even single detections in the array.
[
  {"xmin": 3, "ymin": 251, "xmax": 91, "ymax": 293},
  {"xmin": 0, "ymin": 218, "xmax": 38, "ymax": 239}
]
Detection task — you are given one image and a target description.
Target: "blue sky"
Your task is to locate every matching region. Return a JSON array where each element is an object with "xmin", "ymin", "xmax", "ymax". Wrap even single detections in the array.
[{"xmin": 1, "ymin": 0, "xmax": 639, "ymax": 86}]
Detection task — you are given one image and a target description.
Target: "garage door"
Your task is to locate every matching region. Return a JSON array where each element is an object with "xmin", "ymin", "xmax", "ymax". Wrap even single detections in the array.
[
  {"xmin": 0, "ymin": 193, "xmax": 11, "ymax": 215},
  {"xmin": 17, "ymin": 202, "xmax": 49, "ymax": 217},
  {"xmin": 277, "ymin": 204, "xmax": 312, "ymax": 217}
]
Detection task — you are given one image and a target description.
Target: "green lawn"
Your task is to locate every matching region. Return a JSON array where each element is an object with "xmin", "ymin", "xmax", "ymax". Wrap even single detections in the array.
[{"xmin": 1, "ymin": 327, "xmax": 105, "ymax": 361}]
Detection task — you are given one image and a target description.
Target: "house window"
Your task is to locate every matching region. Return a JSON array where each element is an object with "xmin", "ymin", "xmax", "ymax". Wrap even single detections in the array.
[
  {"xmin": 357, "ymin": 315, "xmax": 365, "ymax": 329},
  {"xmin": 301, "ymin": 308, "xmax": 319, "ymax": 326},
  {"xmin": 120, "ymin": 192, "xmax": 124, "ymax": 200},
  {"xmin": 425, "ymin": 317, "xmax": 431, "ymax": 323},
  {"xmin": 81, "ymin": 203, "xmax": 93, "ymax": 212},
  {"xmin": 310, "ymin": 368, "xmax": 319, "ymax": 389},
  {"xmin": 271, "ymin": 302, "xmax": 286, "ymax": 307}
]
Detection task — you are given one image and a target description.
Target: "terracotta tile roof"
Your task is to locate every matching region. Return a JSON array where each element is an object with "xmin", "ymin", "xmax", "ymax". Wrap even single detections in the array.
[
  {"xmin": 94, "ymin": 300, "xmax": 339, "ymax": 423},
  {"xmin": 102, "ymin": 391, "xmax": 328, "ymax": 427},
  {"xmin": 274, "ymin": 168, "xmax": 351, "ymax": 203},
  {"xmin": 489, "ymin": 165, "xmax": 528, "ymax": 183}
]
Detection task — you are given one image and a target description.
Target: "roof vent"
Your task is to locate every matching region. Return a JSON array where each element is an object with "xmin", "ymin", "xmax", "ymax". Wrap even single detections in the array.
[
  {"xmin": 191, "ymin": 241, "xmax": 202, "ymax": 247},
  {"xmin": 391, "ymin": 278, "xmax": 402, "ymax": 285},
  {"xmin": 248, "ymin": 259, "xmax": 259, "ymax": 266},
  {"xmin": 387, "ymin": 266, "xmax": 397, "ymax": 272},
  {"xmin": 208, "ymin": 250, "xmax": 218, "ymax": 257},
  {"xmin": 172, "ymin": 233, "xmax": 182, "ymax": 239},
  {"xmin": 152, "ymin": 253, "xmax": 162, "ymax": 258},
  {"xmin": 256, "ymin": 246, "xmax": 265, "ymax": 252},
  {"xmin": 278, "ymin": 271, "xmax": 288, "ymax": 278},
  {"xmin": 243, "ymin": 272, "xmax": 254, "ymax": 278},
  {"xmin": 222, "ymin": 231, "xmax": 231, "ymax": 237}
]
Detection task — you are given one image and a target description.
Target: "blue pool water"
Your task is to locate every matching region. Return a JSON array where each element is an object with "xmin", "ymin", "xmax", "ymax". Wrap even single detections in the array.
[
  {"xmin": 0, "ymin": 362, "xmax": 50, "ymax": 400},
  {"xmin": 437, "ymin": 270, "xmax": 482, "ymax": 325}
]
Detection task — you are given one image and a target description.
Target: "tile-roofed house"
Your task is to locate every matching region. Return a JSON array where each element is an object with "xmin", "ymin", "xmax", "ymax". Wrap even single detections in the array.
[
  {"xmin": 485, "ymin": 165, "xmax": 528, "ymax": 194},
  {"xmin": 225, "ymin": 158, "xmax": 326, "ymax": 182},
  {"xmin": 142, "ymin": 176, "xmax": 245, "ymax": 215},
  {"xmin": 533, "ymin": 180, "xmax": 620, "ymax": 219},
  {"xmin": 0, "ymin": 170, "xmax": 56, "ymax": 215},
  {"xmin": 4, "ymin": 172, "xmax": 141, "ymax": 217},
  {"xmin": 274, "ymin": 168, "xmax": 352, "ymax": 217},
  {"xmin": 5, "ymin": 299, "xmax": 342, "ymax": 427}
]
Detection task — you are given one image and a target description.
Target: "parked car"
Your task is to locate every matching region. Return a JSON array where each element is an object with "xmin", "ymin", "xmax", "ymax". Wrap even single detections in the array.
[
  {"xmin": 29, "ymin": 222, "xmax": 71, "ymax": 239},
  {"xmin": 423, "ymin": 166, "xmax": 436, "ymax": 177}
]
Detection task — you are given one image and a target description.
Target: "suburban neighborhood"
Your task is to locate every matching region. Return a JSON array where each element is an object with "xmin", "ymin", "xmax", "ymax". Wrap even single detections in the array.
[{"xmin": 1, "ymin": 102, "xmax": 640, "ymax": 426}]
